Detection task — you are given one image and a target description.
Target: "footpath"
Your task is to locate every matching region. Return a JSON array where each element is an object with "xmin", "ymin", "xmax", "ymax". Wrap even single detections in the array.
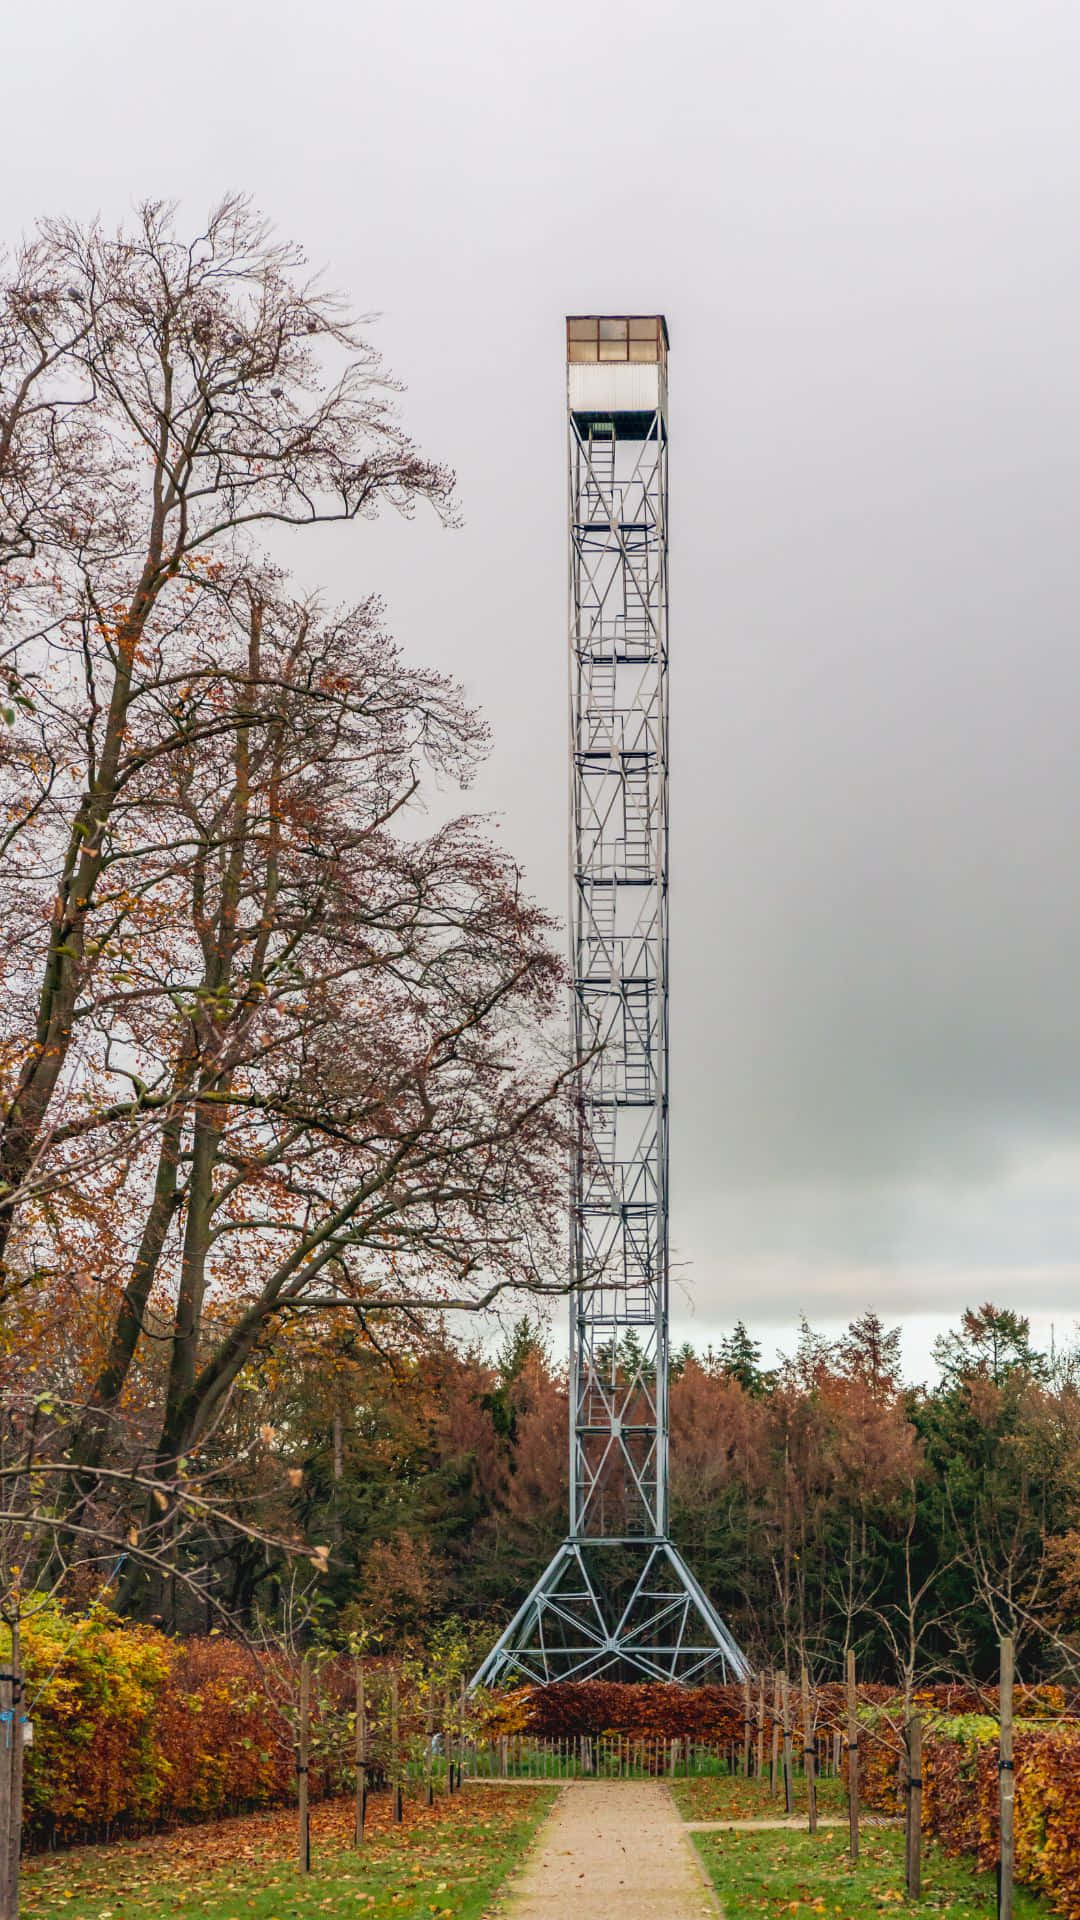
[{"xmin": 499, "ymin": 1780, "xmax": 720, "ymax": 1919}]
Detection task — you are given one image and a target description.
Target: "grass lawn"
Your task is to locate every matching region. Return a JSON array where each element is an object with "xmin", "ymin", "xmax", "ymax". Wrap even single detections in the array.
[
  {"xmin": 690, "ymin": 1824, "xmax": 1050, "ymax": 1920},
  {"xmin": 21, "ymin": 1786, "xmax": 556, "ymax": 1920},
  {"xmin": 671, "ymin": 1769, "xmax": 851, "ymax": 1824}
]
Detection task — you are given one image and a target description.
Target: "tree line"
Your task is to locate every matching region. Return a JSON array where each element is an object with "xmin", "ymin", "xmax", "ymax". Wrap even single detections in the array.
[{"xmin": 65, "ymin": 1298, "xmax": 1076, "ymax": 1687}]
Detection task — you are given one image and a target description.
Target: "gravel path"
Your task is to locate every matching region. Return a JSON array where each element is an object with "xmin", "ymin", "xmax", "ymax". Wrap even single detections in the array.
[{"xmin": 500, "ymin": 1780, "xmax": 720, "ymax": 1919}]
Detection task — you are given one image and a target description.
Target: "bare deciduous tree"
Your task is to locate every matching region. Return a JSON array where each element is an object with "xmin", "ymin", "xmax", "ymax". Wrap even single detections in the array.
[{"xmin": 0, "ymin": 197, "xmax": 453, "ymax": 1290}]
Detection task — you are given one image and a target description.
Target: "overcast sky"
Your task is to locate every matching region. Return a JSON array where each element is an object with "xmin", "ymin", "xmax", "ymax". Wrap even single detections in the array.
[{"xmin": 8, "ymin": 0, "xmax": 1080, "ymax": 1378}]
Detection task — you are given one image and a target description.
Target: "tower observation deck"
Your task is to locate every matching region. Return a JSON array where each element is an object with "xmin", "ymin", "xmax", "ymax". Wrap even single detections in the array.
[{"xmin": 473, "ymin": 318, "xmax": 747, "ymax": 1687}]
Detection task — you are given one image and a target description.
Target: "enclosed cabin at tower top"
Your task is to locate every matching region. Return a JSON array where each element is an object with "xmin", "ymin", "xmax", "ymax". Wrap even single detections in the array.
[{"xmin": 566, "ymin": 314, "xmax": 669, "ymax": 441}]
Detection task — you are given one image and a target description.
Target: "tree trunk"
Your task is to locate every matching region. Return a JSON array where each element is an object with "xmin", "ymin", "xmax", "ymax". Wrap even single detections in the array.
[
  {"xmin": 69, "ymin": 1099, "xmax": 188, "ymax": 1479},
  {"xmin": 0, "ymin": 559, "xmax": 165, "ymax": 1288},
  {"xmin": 158, "ymin": 1110, "xmax": 220, "ymax": 1462}
]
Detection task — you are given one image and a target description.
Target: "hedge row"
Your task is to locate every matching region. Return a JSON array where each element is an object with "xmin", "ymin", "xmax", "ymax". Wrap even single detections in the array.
[
  {"xmin": 489, "ymin": 1681, "xmax": 771, "ymax": 1741},
  {"xmin": 486, "ymin": 1680, "xmax": 1078, "ymax": 1743},
  {"xmin": 9, "ymin": 1606, "xmax": 344, "ymax": 1847},
  {"xmin": 860, "ymin": 1713, "xmax": 1080, "ymax": 1920}
]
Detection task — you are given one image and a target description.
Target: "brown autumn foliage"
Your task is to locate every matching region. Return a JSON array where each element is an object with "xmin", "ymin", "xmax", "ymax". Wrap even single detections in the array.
[
  {"xmin": 494, "ymin": 1679, "xmax": 1080, "ymax": 1746},
  {"xmin": 16, "ymin": 1615, "xmax": 330, "ymax": 1846},
  {"xmin": 0, "ymin": 200, "xmax": 582, "ymax": 1636},
  {"xmin": 20, "ymin": 1785, "xmax": 544, "ymax": 1906},
  {"xmin": 0, "ymin": 196, "xmax": 456, "ymax": 1296},
  {"xmin": 861, "ymin": 1710, "xmax": 1080, "ymax": 1920},
  {"xmin": 15, "ymin": 1602, "xmax": 476, "ymax": 1849},
  {"xmin": 488, "ymin": 1680, "xmax": 751, "ymax": 1743}
]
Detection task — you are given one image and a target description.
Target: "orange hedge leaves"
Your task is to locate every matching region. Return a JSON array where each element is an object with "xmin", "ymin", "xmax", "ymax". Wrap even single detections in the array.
[
  {"xmin": 488, "ymin": 1681, "xmax": 749, "ymax": 1743},
  {"xmin": 151, "ymin": 1638, "xmax": 299, "ymax": 1826},
  {"xmin": 860, "ymin": 1712, "xmax": 1080, "ymax": 1920},
  {"xmin": 484, "ymin": 1680, "xmax": 1050, "ymax": 1745},
  {"xmin": 12, "ymin": 1607, "xmax": 336, "ymax": 1847}
]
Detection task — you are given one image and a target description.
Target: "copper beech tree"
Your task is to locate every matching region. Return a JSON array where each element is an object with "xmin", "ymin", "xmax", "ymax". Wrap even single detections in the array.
[{"xmin": 0, "ymin": 200, "xmax": 576, "ymax": 1602}]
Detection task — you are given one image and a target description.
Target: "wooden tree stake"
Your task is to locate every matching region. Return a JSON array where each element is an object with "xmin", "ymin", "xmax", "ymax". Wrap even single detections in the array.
[
  {"xmin": 905, "ymin": 1713, "xmax": 922, "ymax": 1899},
  {"xmin": 770, "ymin": 1672, "xmax": 781, "ymax": 1797},
  {"xmin": 391, "ymin": 1667, "xmax": 403, "ymax": 1823},
  {"xmin": 800, "ymin": 1663, "xmax": 817, "ymax": 1833},
  {"xmin": 742, "ymin": 1677, "xmax": 752, "ymax": 1776},
  {"xmin": 298, "ymin": 1652, "xmax": 311, "ymax": 1874},
  {"xmin": 0, "ymin": 1623, "xmax": 23, "ymax": 1920},
  {"xmin": 781, "ymin": 1672, "xmax": 794, "ymax": 1815},
  {"xmin": 0, "ymin": 1664, "xmax": 11, "ymax": 1920},
  {"xmin": 459, "ymin": 1678, "xmax": 468, "ymax": 1789},
  {"xmin": 354, "ymin": 1656, "xmax": 367, "ymax": 1846},
  {"xmin": 846, "ymin": 1646, "xmax": 860, "ymax": 1863},
  {"xmin": 999, "ymin": 1636, "xmax": 1015, "ymax": 1920}
]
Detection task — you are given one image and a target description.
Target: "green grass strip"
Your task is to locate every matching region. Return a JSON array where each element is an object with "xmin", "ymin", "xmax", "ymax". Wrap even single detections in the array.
[
  {"xmin": 23, "ymin": 1789, "xmax": 557, "ymax": 1920},
  {"xmin": 691, "ymin": 1824, "xmax": 1051, "ymax": 1920},
  {"xmin": 672, "ymin": 1772, "xmax": 850, "ymax": 1824}
]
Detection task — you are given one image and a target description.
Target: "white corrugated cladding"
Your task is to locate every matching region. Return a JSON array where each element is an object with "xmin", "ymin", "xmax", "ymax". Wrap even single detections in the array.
[{"xmin": 567, "ymin": 362, "xmax": 660, "ymax": 413}]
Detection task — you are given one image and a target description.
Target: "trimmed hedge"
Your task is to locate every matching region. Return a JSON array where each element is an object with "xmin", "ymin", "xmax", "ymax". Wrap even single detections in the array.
[
  {"xmin": 484, "ymin": 1680, "xmax": 1072, "ymax": 1745},
  {"xmin": 860, "ymin": 1711, "xmax": 1080, "ymax": 1920},
  {"xmin": 488, "ymin": 1681, "xmax": 748, "ymax": 1742},
  {"xmin": 7, "ymin": 1605, "xmax": 340, "ymax": 1846}
]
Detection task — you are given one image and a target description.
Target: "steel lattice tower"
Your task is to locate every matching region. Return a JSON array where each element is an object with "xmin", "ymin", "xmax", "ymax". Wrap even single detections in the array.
[{"xmin": 474, "ymin": 317, "xmax": 747, "ymax": 1688}]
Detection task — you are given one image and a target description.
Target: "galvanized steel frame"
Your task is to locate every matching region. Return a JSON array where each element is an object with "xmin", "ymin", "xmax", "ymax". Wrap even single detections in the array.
[{"xmin": 472, "ymin": 326, "xmax": 747, "ymax": 1689}]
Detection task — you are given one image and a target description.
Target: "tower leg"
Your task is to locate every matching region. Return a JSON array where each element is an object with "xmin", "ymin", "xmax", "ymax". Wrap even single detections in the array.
[{"xmin": 471, "ymin": 1538, "xmax": 749, "ymax": 1689}]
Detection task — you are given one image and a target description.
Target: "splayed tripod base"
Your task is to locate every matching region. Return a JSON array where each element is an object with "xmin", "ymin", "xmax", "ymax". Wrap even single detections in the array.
[{"xmin": 471, "ymin": 1537, "xmax": 748, "ymax": 1688}]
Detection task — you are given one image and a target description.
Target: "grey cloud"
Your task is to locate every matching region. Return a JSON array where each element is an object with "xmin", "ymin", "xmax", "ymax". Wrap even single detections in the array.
[
  {"xmin": 673, "ymin": 1262, "xmax": 1080, "ymax": 1328},
  {"xmin": 8, "ymin": 0, "xmax": 1080, "ymax": 1336}
]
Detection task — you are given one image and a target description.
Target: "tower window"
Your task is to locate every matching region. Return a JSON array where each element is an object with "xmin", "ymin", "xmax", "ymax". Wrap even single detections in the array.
[{"xmin": 566, "ymin": 316, "xmax": 667, "ymax": 365}]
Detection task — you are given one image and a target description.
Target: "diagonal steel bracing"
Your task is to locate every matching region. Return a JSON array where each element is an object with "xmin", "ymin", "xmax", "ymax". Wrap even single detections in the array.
[{"xmin": 473, "ymin": 317, "xmax": 747, "ymax": 1690}]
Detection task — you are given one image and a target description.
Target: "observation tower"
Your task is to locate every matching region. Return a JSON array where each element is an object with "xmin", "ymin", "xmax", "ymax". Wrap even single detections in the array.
[{"xmin": 474, "ymin": 318, "xmax": 747, "ymax": 1686}]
